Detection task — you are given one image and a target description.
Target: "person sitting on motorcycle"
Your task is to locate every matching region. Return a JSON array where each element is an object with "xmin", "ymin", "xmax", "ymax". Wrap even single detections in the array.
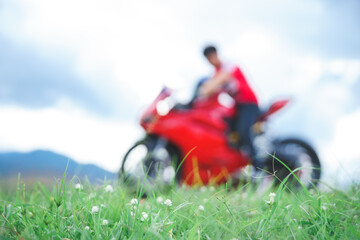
[{"xmin": 199, "ymin": 45, "xmax": 264, "ymax": 171}]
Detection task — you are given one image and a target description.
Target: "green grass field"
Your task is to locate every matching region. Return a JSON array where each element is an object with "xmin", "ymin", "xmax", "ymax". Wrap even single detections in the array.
[{"xmin": 0, "ymin": 174, "xmax": 359, "ymax": 240}]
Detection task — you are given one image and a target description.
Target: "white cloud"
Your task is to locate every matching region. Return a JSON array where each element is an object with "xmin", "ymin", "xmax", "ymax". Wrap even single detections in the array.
[
  {"xmin": 0, "ymin": 106, "xmax": 142, "ymax": 172},
  {"xmin": 1, "ymin": 0, "xmax": 196, "ymax": 106},
  {"xmin": 319, "ymin": 109, "xmax": 360, "ymax": 186},
  {"xmin": 331, "ymin": 110, "xmax": 360, "ymax": 162}
]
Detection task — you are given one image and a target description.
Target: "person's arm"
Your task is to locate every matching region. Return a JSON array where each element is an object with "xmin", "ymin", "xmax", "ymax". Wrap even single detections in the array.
[{"xmin": 199, "ymin": 71, "xmax": 231, "ymax": 96}]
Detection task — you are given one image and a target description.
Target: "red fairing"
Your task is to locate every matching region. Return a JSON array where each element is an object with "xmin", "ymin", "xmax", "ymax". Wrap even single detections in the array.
[{"xmin": 140, "ymin": 89, "xmax": 248, "ymax": 185}]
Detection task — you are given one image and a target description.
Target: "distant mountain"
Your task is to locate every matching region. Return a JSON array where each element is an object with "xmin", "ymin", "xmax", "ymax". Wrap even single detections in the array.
[{"xmin": 0, "ymin": 150, "xmax": 116, "ymax": 182}]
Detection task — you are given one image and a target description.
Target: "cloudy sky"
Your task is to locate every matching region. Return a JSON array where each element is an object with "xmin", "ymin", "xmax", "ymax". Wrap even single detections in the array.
[{"xmin": 0, "ymin": 0, "xmax": 359, "ymax": 186}]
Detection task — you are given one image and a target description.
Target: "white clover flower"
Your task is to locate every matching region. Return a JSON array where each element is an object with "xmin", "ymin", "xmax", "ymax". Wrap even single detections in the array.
[
  {"xmin": 269, "ymin": 192, "xmax": 276, "ymax": 200},
  {"xmin": 140, "ymin": 212, "xmax": 148, "ymax": 221},
  {"xmin": 85, "ymin": 226, "xmax": 90, "ymax": 230},
  {"xmin": 91, "ymin": 206, "xmax": 99, "ymax": 214},
  {"xmin": 88, "ymin": 193, "xmax": 96, "ymax": 200},
  {"xmin": 200, "ymin": 186, "xmax": 207, "ymax": 193},
  {"xmin": 198, "ymin": 205, "xmax": 205, "ymax": 211},
  {"xmin": 102, "ymin": 219, "xmax": 108, "ymax": 225},
  {"xmin": 130, "ymin": 198, "xmax": 138, "ymax": 205},
  {"xmin": 105, "ymin": 185, "xmax": 114, "ymax": 193},
  {"xmin": 75, "ymin": 183, "xmax": 83, "ymax": 190},
  {"xmin": 266, "ymin": 192, "xmax": 276, "ymax": 205},
  {"xmin": 321, "ymin": 205, "xmax": 327, "ymax": 211},
  {"xmin": 163, "ymin": 199, "xmax": 172, "ymax": 207},
  {"xmin": 156, "ymin": 196, "xmax": 164, "ymax": 204}
]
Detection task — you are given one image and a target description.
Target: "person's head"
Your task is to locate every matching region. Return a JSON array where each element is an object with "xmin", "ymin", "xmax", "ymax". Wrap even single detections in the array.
[{"xmin": 203, "ymin": 45, "xmax": 221, "ymax": 68}]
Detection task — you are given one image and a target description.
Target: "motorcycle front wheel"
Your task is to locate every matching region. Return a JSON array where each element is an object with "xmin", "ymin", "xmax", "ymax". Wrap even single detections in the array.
[{"xmin": 119, "ymin": 135, "xmax": 181, "ymax": 191}]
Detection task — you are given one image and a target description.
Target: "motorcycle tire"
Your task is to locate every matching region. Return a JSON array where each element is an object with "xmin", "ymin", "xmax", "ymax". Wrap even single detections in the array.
[
  {"xmin": 266, "ymin": 138, "xmax": 321, "ymax": 188},
  {"xmin": 119, "ymin": 135, "xmax": 182, "ymax": 189}
]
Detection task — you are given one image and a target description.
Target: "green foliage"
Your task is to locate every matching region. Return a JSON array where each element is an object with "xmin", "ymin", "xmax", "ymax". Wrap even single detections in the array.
[{"xmin": 0, "ymin": 176, "xmax": 359, "ymax": 239}]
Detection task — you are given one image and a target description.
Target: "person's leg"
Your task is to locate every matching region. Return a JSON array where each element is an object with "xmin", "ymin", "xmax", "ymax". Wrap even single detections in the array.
[{"xmin": 235, "ymin": 104, "xmax": 261, "ymax": 166}]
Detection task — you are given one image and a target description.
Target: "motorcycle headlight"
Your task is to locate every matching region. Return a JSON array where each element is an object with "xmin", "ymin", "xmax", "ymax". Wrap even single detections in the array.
[{"xmin": 156, "ymin": 97, "xmax": 175, "ymax": 116}]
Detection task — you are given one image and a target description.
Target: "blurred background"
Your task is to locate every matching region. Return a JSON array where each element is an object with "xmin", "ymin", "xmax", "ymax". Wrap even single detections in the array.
[{"xmin": 0, "ymin": 0, "xmax": 359, "ymax": 187}]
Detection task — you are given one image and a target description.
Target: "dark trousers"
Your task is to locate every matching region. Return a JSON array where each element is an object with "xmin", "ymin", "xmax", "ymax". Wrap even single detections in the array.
[{"xmin": 235, "ymin": 104, "xmax": 260, "ymax": 160}]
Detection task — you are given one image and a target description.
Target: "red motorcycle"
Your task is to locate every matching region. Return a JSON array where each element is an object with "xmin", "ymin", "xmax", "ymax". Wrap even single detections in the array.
[{"xmin": 119, "ymin": 87, "xmax": 321, "ymax": 188}]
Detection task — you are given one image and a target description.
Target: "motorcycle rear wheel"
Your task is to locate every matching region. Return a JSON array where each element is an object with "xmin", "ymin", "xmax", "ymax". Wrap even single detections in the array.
[{"xmin": 266, "ymin": 138, "xmax": 321, "ymax": 188}]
